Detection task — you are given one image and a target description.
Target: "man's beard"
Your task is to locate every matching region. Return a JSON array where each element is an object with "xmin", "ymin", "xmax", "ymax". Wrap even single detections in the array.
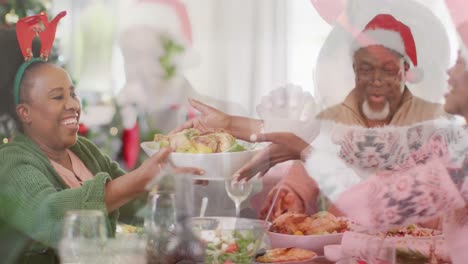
[{"xmin": 362, "ymin": 100, "xmax": 390, "ymax": 120}]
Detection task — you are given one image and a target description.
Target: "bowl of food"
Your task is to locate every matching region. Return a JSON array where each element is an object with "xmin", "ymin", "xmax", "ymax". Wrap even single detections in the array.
[
  {"xmin": 268, "ymin": 212, "xmax": 349, "ymax": 256},
  {"xmin": 190, "ymin": 216, "xmax": 270, "ymax": 264},
  {"xmin": 372, "ymin": 224, "xmax": 443, "ymax": 240},
  {"xmin": 141, "ymin": 129, "xmax": 263, "ymax": 180},
  {"xmin": 367, "ymin": 224, "xmax": 448, "ymax": 262},
  {"xmin": 330, "ymin": 225, "xmax": 448, "ymax": 263}
]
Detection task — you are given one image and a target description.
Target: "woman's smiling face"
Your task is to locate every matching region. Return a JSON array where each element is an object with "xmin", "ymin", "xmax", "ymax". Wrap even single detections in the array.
[{"xmin": 17, "ymin": 63, "xmax": 81, "ymax": 149}]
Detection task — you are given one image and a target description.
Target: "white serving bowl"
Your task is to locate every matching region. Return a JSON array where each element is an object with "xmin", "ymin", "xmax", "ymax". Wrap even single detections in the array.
[
  {"xmin": 141, "ymin": 141, "xmax": 263, "ymax": 181},
  {"xmin": 268, "ymin": 231, "xmax": 343, "ymax": 256}
]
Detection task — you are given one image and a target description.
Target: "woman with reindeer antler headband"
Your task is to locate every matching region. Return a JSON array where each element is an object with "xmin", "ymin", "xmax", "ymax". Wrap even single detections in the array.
[{"xmin": 0, "ymin": 11, "xmax": 203, "ymax": 263}]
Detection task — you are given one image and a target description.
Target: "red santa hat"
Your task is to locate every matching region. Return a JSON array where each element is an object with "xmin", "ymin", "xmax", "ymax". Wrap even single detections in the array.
[{"xmin": 351, "ymin": 14, "xmax": 423, "ymax": 83}]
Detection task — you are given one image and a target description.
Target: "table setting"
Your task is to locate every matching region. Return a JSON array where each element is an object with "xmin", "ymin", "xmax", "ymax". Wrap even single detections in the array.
[
  {"xmin": 56, "ymin": 127, "xmax": 452, "ymax": 264},
  {"xmin": 139, "ymin": 128, "xmax": 451, "ymax": 263}
]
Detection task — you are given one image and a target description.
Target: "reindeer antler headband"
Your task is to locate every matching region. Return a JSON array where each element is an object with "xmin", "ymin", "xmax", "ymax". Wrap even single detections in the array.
[{"xmin": 13, "ymin": 11, "xmax": 66, "ymax": 105}]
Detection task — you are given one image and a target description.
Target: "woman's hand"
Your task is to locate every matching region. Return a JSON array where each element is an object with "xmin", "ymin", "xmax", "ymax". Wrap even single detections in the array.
[
  {"xmin": 171, "ymin": 99, "xmax": 232, "ymax": 134},
  {"xmin": 256, "ymin": 84, "xmax": 318, "ymax": 121},
  {"xmin": 233, "ymin": 132, "xmax": 310, "ymax": 182},
  {"xmin": 259, "ymin": 186, "xmax": 305, "ymax": 221},
  {"xmin": 139, "ymin": 147, "xmax": 206, "ymax": 185}
]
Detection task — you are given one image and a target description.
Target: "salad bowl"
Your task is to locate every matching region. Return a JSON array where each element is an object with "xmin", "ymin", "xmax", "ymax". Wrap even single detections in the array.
[{"xmin": 190, "ymin": 217, "xmax": 270, "ymax": 264}]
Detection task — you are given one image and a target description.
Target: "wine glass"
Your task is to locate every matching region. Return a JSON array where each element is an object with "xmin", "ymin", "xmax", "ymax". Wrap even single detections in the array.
[
  {"xmin": 144, "ymin": 191, "xmax": 177, "ymax": 235},
  {"xmin": 362, "ymin": 239, "xmax": 396, "ymax": 264},
  {"xmin": 144, "ymin": 191, "xmax": 178, "ymax": 263},
  {"xmin": 59, "ymin": 210, "xmax": 108, "ymax": 263},
  {"xmin": 224, "ymin": 179, "xmax": 253, "ymax": 217}
]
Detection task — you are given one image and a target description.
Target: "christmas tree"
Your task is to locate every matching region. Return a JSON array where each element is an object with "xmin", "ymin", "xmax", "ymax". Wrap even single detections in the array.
[{"xmin": 0, "ymin": 0, "xmax": 49, "ymax": 26}]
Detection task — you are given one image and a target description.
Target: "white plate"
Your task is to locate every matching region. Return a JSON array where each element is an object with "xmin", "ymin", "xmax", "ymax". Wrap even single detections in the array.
[{"xmin": 254, "ymin": 256, "xmax": 332, "ymax": 264}]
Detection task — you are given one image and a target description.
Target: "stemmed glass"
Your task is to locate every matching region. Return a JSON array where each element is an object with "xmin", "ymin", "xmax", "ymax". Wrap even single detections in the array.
[
  {"xmin": 144, "ymin": 191, "xmax": 177, "ymax": 234},
  {"xmin": 224, "ymin": 179, "xmax": 253, "ymax": 217},
  {"xmin": 362, "ymin": 238, "xmax": 396, "ymax": 264}
]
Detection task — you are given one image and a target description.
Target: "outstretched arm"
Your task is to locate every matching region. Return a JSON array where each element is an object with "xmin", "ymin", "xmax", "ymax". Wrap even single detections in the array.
[{"xmin": 171, "ymin": 98, "xmax": 263, "ymax": 141}]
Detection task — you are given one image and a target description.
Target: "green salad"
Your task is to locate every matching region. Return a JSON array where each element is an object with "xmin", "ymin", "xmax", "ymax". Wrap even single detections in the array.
[{"xmin": 204, "ymin": 230, "xmax": 259, "ymax": 264}]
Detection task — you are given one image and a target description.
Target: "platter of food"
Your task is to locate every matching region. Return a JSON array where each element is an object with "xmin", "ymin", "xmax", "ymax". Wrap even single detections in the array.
[
  {"xmin": 324, "ymin": 224, "xmax": 448, "ymax": 263},
  {"xmin": 268, "ymin": 212, "xmax": 350, "ymax": 256},
  {"xmin": 141, "ymin": 129, "xmax": 263, "ymax": 180},
  {"xmin": 255, "ymin": 248, "xmax": 318, "ymax": 263},
  {"xmin": 372, "ymin": 224, "xmax": 442, "ymax": 240},
  {"xmin": 375, "ymin": 225, "xmax": 447, "ymax": 263}
]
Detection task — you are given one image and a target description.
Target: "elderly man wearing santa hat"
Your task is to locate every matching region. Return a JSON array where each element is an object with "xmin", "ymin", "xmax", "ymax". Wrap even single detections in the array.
[
  {"xmin": 252, "ymin": 12, "xmax": 450, "ymax": 220},
  {"xmin": 317, "ymin": 13, "xmax": 442, "ymax": 127},
  {"xmin": 320, "ymin": 12, "xmax": 468, "ymax": 264}
]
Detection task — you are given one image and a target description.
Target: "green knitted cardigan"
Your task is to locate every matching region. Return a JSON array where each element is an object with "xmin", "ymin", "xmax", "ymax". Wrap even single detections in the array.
[{"xmin": 0, "ymin": 133, "xmax": 126, "ymax": 263}]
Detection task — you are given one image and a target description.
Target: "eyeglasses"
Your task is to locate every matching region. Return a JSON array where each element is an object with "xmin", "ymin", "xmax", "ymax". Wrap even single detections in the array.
[{"xmin": 355, "ymin": 64, "xmax": 403, "ymax": 81}]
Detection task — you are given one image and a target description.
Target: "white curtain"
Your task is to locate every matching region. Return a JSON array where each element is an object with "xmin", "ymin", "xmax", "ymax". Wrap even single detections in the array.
[
  {"xmin": 52, "ymin": 0, "xmax": 458, "ymax": 117},
  {"xmin": 184, "ymin": 0, "xmax": 289, "ymax": 117}
]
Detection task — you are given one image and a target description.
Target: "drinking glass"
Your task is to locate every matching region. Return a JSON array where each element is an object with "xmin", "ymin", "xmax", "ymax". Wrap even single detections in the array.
[
  {"xmin": 58, "ymin": 210, "xmax": 108, "ymax": 263},
  {"xmin": 224, "ymin": 179, "xmax": 253, "ymax": 217},
  {"xmin": 102, "ymin": 236, "xmax": 147, "ymax": 264},
  {"xmin": 335, "ymin": 239, "xmax": 395, "ymax": 264},
  {"xmin": 363, "ymin": 241, "xmax": 396, "ymax": 264},
  {"xmin": 61, "ymin": 210, "xmax": 108, "ymax": 240},
  {"xmin": 144, "ymin": 191, "xmax": 177, "ymax": 234},
  {"xmin": 145, "ymin": 191, "xmax": 178, "ymax": 263}
]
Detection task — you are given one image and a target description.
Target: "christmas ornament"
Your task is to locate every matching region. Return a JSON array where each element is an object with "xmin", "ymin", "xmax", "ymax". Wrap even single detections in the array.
[{"xmin": 5, "ymin": 9, "xmax": 19, "ymax": 25}]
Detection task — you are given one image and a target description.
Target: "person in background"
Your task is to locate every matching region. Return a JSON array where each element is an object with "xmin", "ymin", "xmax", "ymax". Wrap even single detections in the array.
[
  {"xmin": 117, "ymin": 0, "xmax": 256, "ymax": 218},
  {"xmin": 0, "ymin": 14, "xmax": 202, "ymax": 264}
]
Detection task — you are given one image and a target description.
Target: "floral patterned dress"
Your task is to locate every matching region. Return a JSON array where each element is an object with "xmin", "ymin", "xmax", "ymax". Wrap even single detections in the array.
[{"xmin": 308, "ymin": 118, "xmax": 468, "ymax": 263}]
